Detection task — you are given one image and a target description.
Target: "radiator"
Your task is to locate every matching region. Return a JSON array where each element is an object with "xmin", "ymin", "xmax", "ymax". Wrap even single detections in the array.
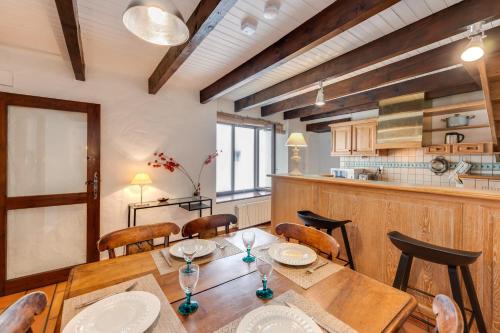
[{"xmin": 235, "ymin": 199, "xmax": 271, "ymax": 228}]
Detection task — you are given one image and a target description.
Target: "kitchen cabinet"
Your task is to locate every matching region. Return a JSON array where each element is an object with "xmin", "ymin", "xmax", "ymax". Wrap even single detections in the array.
[{"xmin": 330, "ymin": 119, "xmax": 382, "ymax": 156}]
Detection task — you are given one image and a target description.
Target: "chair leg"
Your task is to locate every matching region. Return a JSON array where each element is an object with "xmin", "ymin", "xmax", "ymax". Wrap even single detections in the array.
[
  {"xmin": 448, "ymin": 265, "xmax": 469, "ymax": 333},
  {"xmin": 460, "ymin": 266, "xmax": 487, "ymax": 333},
  {"xmin": 340, "ymin": 225, "xmax": 355, "ymax": 270},
  {"xmin": 393, "ymin": 253, "xmax": 413, "ymax": 291}
]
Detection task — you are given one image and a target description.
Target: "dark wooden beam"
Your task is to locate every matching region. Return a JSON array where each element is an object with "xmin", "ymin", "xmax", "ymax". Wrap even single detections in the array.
[
  {"xmin": 55, "ymin": 0, "xmax": 85, "ymax": 81},
  {"xmin": 284, "ymin": 67, "xmax": 475, "ymax": 120},
  {"xmin": 237, "ymin": 0, "xmax": 500, "ymax": 111},
  {"xmin": 149, "ymin": 0, "xmax": 237, "ymax": 94},
  {"xmin": 199, "ymin": 0, "xmax": 399, "ymax": 103},
  {"xmin": 306, "ymin": 118, "xmax": 352, "ymax": 133},
  {"xmin": 263, "ymin": 27, "xmax": 500, "ymax": 116},
  {"xmin": 300, "ymin": 103, "xmax": 378, "ymax": 122}
]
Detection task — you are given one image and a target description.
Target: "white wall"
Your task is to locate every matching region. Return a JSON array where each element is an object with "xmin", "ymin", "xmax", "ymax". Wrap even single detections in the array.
[{"xmin": 0, "ymin": 43, "xmax": 275, "ymax": 260}]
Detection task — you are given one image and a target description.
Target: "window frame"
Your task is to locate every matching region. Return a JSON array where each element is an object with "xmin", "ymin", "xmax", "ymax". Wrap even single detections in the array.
[{"xmin": 216, "ymin": 123, "xmax": 276, "ymax": 196}]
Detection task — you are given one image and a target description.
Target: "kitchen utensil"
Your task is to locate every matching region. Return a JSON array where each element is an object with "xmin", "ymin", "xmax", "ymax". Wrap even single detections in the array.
[
  {"xmin": 430, "ymin": 156, "xmax": 449, "ymax": 175},
  {"xmin": 444, "ymin": 132, "xmax": 465, "ymax": 144},
  {"xmin": 441, "ymin": 114, "xmax": 475, "ymax": 128},
  {"xmin": 268, "ymin": 243, "xmax": 317, "ymax": 266},
  {"xmin": 306, "ymin": 261, "xmax": 329, "ymax": 274},
  {"xmin": 63, "ymin": 291, "xmax": 160, "ymax": 333},
  {"xmin": 235, "ymin": 305, "xmax": 322, "ymax": 333},
  {"xmin": 169, "ymin": 239, "xmax": 216, "ymax": 259}
]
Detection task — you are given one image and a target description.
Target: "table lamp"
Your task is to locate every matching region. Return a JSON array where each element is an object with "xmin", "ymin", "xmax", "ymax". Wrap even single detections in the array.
[
  {"xmin": 285, "ymin": 133, "xmax": 307, "ymax": 176},
  {"xmin": 131, "ymin": 172, "xmax": 152, "ymax": 204}
]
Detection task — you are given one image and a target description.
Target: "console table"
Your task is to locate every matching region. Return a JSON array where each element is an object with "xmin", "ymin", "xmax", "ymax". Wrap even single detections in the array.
[{"xmin": 127, "ymin": 196, "xmax": 213, "ymax": 227}]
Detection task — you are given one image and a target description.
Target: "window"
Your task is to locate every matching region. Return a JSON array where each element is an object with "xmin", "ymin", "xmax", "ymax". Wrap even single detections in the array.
[{"xmin": 216, "ymin": 124, "xmax": 274, "ymax": 195}]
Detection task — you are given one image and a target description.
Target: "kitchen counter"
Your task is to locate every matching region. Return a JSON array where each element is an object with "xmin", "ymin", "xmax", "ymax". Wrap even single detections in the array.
[
  {"xmin": 271, "ymin": 174, "xmax": 500, "ymax": 331},
  {"xmin": 272, "ymin": 174, "xmax": 500, "ymax": 201}
]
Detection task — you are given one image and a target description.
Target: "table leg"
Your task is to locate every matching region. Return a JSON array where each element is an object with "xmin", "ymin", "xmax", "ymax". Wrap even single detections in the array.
[
  {"xmin": 134, "ymin": 209, "xmax": 137, "ymax": 227},
  {"xmin": 127, "ymin": 206, "xmax": 131, "ymax": 228}
]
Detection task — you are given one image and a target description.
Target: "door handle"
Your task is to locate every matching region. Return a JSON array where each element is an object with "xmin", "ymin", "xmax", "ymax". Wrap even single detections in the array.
[{"xmin": 86, "ymin": 172, "xmax": 99, "ymax": 200}]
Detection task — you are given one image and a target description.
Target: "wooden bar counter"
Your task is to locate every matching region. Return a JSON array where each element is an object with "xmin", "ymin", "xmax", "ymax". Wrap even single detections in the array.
[{"xmin": 271, "ymin": 174, "xmax": 500, "ymax": 332}]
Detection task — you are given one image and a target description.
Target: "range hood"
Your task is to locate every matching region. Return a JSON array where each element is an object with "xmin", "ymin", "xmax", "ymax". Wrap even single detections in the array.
[{"xmin": 375, "ymin": 93, "xmax": 430, "ymax": 149}]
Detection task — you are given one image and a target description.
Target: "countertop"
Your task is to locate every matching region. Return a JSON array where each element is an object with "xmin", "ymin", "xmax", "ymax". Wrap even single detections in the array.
[{"xmin": 270, "ymin": 174, "xmax": 500, "ymax": 201}]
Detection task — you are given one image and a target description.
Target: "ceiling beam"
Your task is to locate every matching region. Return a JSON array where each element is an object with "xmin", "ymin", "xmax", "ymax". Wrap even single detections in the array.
[
  {"xmin": 148, "ymin": 0, "xmax": 238, "ymax": 94},
  {"xmin": 55, "ymin": 0, "xmax": 85, "ymax": 81},
  {"xmin": 284, "ymin": 67, "xmax": 475, "ymax": 120},
  {"xmin": 264, "ymin": 26, "xmax": 500, "ymax": 116},
  {"xmin": 199, "ymin": 0, "xmax": 399, "ymax": 103},
  {"xmin": 306, "ymin": 118, "xmax": 352, "ymax": 133},
  {"xmin": 236, "ymin": 0, "xmax": 500, "ymax": 111},
  {"xmin": 300, "ymin": 82, "xmax": 481, "ymax": 122}
]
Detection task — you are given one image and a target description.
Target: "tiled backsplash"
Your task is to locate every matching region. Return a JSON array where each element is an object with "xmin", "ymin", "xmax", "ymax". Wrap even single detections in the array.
[{"xmin": 340, "ymin": 148, "xmax": 500, "ymax": 187}]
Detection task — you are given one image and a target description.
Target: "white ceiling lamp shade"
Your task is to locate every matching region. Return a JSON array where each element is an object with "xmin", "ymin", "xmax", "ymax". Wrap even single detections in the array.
[
  {"xmin": 461, "ymin": 21, "xmax": 486, "ymax": 62},
  {"xmin": 264, "ymin": 0, "xmax": 281, "ymax": 20},
  {"xmin": 123, "ymin": 0, "xmax": 190, "ymax": 46},
  {"xmin": 315, "ymin": 81, "xmax": 325, "ymax": 106},
  {"xmin": 241, "ymin": 17, "xmax": 258, "ymax": 36}
]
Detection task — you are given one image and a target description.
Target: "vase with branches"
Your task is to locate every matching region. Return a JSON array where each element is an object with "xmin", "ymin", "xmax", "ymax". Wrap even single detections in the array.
[{"xmin": 148, "ymin": 151, "xmax": 218, "ymax": 197}]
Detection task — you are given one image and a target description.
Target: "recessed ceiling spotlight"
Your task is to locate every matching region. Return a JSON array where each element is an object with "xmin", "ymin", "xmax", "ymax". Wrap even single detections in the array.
[
  {"xmin": 264, "ymin": 0, "xmax": 281, "ymax": 20},
  {"xmin": 241, "ymin": 17, "xmax": 258, "ymax": 36}
]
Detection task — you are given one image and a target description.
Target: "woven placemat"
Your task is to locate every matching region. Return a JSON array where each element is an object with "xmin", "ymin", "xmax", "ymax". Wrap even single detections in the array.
[
  {"xmin": 61, "ymin": 274, "xmax": 186, "ymax": 333},
  {"xmin": 213, "ymin": 289, "xmax": 357, "ymax": 333},
  {"xmin": 252, "ymin": 244, "xmax": 344, "ymax": 289},
  {"xmin": 151, "ymin": 237, "xmax": 243, "ymax": 275}
]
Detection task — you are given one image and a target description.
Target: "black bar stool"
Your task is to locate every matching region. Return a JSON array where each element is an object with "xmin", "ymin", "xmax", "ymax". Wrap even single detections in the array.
[
  {"xmin": 388, "ymin": 231, "xmax": 486, "ymax": 333},
  {"xmin": 297, "ymin": 210, "xmax": 355, "ymax": 270}
]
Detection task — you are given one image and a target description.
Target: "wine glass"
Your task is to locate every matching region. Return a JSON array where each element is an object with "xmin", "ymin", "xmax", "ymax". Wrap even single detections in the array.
[
  {"xmin": 178, "ymin": 263, "xmax": 200, "ymax": 315},
  {"xmin": 181, "ymin": 240, "xmax": 198, "ymax": 272},
  {"xmin": 256, "ymin": 257, "xmax": 274, "ymax": 299},
  {"xmin": 242, "ymin": 230, "xmax": 256, "ymax": 263}
]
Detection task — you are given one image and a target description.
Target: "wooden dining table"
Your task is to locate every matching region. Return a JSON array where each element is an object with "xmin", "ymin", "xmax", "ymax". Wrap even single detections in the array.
[{"xmin": 59, "ymin": 228, "xmax": 417, "ymax": 332}]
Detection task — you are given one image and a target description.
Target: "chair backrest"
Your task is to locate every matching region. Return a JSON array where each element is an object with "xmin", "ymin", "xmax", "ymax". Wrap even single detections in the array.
[
  {"xmin": 275, "ymin": 223, "xmax": 340, "ymax": 259},
  {"xmin": 97, "ymin": 222, "xmax": 180, "ymax": 258},
  {"xmin": 182, "ymin": 214, "xmax": 237, "ymax": 239},
  {"xmin": 433, "ymin": 294, "xmax": 464, "ymax": 333},
  {"xmin": 0, "ymin": 291, "xmax": 47, "ymax": 333}
]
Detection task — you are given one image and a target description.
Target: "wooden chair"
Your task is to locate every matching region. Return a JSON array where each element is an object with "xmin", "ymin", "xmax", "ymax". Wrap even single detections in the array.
[
  {"xmin": 275, "ymin": 223, "xmax": 340, "ymax": 259},
  {"xmin": 0, "ymin": 292, "xmax": 47, "ymax": 333},
  {"xmin": 182, "ymin": 214, "xmax": 237, "ymax": 239},
  {"xmin": 433, "ymin": 294, "xmax": 464, "ymax": 333},
  {"xmin": 97, "ymin": 222, "xmax": 180, "ymax": 258}
]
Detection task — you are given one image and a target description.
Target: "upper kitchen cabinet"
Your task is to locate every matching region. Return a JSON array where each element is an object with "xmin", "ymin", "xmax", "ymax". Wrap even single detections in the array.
[{"xmin": 330, "ymin": 119, "xmax": 382, "ymax": 156}]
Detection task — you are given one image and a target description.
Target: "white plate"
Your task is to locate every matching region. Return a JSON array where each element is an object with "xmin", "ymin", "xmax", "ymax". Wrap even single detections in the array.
[
  {"xmin": 268, "ymin": 243, "xmax": 317, "ymax": 266},
  {"xmin": 169, "ymin": 239, "xmax": 217, "ymax": 259},
  {"xmin": 236, "ymin": 305, "xmax": 322, "ymax": 333},
  {"xmin": 63, "ymin": 291, "xmax": 160, "ymax": 333}
]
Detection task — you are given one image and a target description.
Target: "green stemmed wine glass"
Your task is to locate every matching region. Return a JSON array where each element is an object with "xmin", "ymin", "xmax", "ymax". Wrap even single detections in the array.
[
  {"xmin": 178, "ymin": 263, "xmax": 200, "ymax": 315},
  {"xmin": 242, "ymin": 230, "xmax": 256, "ymax": 263},
  {"xmin": 256, "ymin": 257, "xmax": 273, "ymax": 299}
]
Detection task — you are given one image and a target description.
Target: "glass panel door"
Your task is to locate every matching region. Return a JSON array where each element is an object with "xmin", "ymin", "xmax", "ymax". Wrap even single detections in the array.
[{"xmin": 0, "ymin": 92, "xmax": 100, "ymax": 295}]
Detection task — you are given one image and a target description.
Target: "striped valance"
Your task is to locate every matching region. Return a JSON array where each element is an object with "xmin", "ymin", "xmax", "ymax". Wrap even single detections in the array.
[{"xmin": 217, "ymin": 112, "xmax": 285, "ymax": 133}]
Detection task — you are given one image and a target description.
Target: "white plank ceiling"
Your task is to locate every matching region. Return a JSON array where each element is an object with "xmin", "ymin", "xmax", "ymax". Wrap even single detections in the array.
[{"xmin": 0, "ymin": 0, "xmax": 487, "ymax": 102}]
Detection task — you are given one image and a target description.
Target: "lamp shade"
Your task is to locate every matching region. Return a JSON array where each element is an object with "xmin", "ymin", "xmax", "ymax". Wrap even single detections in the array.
[
  {"xmin": 131, "ymin": 172, "xmax": 152, "ymax": 185},
  {"xmin": 123, "ymin": 0, "xmax": 189, "ymax": 46},
  {"xmin": 461, "ymin": 35, "xmax": 485, "ymax": 62},
  {"xmin": 286, "ymin": 133, "xmax": 308, "ymax": 147}
]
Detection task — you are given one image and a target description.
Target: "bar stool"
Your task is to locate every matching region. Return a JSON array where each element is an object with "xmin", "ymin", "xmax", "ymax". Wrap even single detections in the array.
[
  {"xmin": 297, "ymin": 210, "xmax": 355, "ymax": 270},
  {"xmin": 388, "ymin": 231, "xmax": 486, "ymax": 333}
]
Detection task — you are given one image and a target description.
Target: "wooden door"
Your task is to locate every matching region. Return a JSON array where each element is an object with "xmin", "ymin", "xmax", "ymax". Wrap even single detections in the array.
[
  {"xmin": 331, "ymin": 125, "xmax": 351, "ymax": 155},
  {"xmin": 0, "ymin": 92, "xmax": 100, "ymax": 295},
  {"xmin": 352, "ymin": 122, "xmax": 376, "ymax": 155}
]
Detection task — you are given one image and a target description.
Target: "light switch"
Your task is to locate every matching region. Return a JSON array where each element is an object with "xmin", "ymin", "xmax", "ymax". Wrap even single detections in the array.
[{"xmin": 0, "ymin": 70, "xmax": 13, "ymax": 87}]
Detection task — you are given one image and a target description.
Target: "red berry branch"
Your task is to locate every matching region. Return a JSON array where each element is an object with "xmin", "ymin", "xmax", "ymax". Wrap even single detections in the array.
[{"xmin": 148, "ymin": 151, "xmax": 218, "ymax": 195}]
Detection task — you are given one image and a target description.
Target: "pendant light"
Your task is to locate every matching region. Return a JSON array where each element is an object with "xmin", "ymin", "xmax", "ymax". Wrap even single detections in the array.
[
  {"xmin": 461, "ymin": 21, "xmax": 486, "ymax": 62},
  {"xmin": 315, "ymin": 81, "xmax": 325, "ymax": 106},
  {"xmin": 123, "ymin": 0, "xmax": 189, "ymax": 46}
]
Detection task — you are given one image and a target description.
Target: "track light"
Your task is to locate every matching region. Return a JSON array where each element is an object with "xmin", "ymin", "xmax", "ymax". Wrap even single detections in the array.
[
  {"xmin": 315, "ymin": 81, "xmax": 325, "ymax": 106},
  {"xmin": 461, "ymin": 21, "xmax": 486, "ymax": 62}
]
